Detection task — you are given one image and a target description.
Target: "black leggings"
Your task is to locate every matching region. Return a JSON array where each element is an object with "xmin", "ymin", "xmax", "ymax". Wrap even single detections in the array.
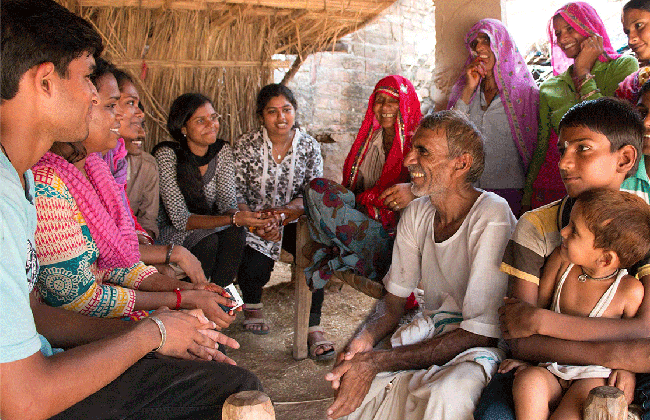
[
  {"xmin": 190, "ymin": 226, "xmax": 246, "ymax": 287},
  {"xmin": 236, "ymin": 223, "xmax": 325, "ymax": 327}
]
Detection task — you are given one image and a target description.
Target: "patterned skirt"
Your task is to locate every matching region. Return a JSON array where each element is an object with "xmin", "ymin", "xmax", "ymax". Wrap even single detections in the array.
[{"xmin": 303, "ymin": 178, "xmax": 393, "ymax": 290}]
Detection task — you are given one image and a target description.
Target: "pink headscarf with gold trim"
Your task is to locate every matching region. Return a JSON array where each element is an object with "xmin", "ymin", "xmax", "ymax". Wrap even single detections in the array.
[{"xmin": 549, "ymin": 2, "xmax": 620, "ymax": 75}]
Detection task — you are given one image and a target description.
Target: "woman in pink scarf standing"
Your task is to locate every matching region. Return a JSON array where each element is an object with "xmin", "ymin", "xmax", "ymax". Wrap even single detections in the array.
[
  {"xmin": 523, "ymin": 2, "xmax": 638, "ymax": 210},
  {"xmin": 448, "ymin": 18, "xmax": 539, "ymax": 216}
]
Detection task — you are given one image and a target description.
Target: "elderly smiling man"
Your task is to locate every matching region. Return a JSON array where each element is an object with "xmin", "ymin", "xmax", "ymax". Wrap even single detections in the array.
[{"xmin": 325, "ymin": 110, "xmax": 517, "ymax": 420}]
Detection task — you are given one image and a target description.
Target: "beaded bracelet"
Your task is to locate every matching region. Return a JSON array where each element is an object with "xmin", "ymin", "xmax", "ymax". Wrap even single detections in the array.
[
  {"xmin": 149, "ymin": 316, "xmax": 166, "ymax": 352},
  {"xmin": 231, "ymin": 210, "xmax": 241, "ymax": 227}
]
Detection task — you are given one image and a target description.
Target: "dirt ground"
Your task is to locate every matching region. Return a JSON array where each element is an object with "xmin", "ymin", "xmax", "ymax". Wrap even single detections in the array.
[{"xmin": 222, "ymin": 262, "xmax": 376, "ymax": 420}]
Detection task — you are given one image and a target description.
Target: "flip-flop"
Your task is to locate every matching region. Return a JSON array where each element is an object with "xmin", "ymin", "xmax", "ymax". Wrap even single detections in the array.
[
  {"xmin": 308, "ymin": 327, "xmax": 336, "ymax": 361},
  {"xmin": 242, "ymin": 317, "xmax": 270, "ymax": 335}
]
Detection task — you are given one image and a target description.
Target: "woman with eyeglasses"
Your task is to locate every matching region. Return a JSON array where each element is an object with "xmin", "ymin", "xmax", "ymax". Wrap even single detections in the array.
[{"xmin": 153, "ymin": 93, "xmax": 269, "ymax": 287}]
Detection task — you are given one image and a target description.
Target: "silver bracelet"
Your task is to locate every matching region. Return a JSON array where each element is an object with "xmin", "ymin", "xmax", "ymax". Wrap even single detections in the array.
[
  {"xmin": 148, "ymin": 316, "xmax": 166, "ymax": 352},
  {"xmin": 164, "ymin": 243, "xmax": 174, "ymax": 265}
]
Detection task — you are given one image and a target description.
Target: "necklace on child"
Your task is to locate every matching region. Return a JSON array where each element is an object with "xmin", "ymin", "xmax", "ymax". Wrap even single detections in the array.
[{"xmin": 578, "ymin": 267, "xmax": 619, "ymax": 282}]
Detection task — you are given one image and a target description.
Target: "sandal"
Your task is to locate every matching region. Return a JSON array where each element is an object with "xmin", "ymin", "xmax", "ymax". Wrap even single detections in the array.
[
  {"xmin": 308, "ymin": 326, "xmax": 336, "ymax": 361},
  {"xmin": 242, "ymin": 304, "xmax": 270, "ymax": 335}
]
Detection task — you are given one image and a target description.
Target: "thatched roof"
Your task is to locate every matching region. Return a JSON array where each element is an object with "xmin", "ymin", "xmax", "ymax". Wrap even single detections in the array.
[{"xmin": 58, "ymin": 0, "xmax": 396, "ymax": 149}]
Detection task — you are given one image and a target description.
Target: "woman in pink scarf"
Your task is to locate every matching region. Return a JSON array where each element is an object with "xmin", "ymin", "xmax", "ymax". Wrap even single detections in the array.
[
  {"xmin": 617, "ymin": 0, "xmax": 650, "ymax": 103},
  {"xmin": 32, "ymin": 58, "xmax": 236, "ymax": 327},
  {"xmin": 523, "ymin": 2, "xmax": 638, "ymax": 209},
  {"xmin": 449, "ymin": 18, "xmax": 539, "ymax": 216}
]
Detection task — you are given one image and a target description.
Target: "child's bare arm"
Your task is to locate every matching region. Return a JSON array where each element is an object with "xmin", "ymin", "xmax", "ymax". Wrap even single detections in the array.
[
  {"xmin": 503, "ymin": 274, "xmax": 650, "ymax": 341},
  {"xmin": 537, "ymin": 247, "xmax": 564, "ymax": 309},
  {"xmin": 621, "ymin": 275, "xmax": 644, "ymax": 319}
]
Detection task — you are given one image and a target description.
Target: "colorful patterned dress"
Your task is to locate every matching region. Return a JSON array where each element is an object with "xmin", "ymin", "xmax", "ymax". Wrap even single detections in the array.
[
  {"xmin": 33, "ymin": 158, "xmax": 155, "ymax": 318},
  {"xmin": 304, "ymin": 75, "xmax": 421, "ymax": 290}
]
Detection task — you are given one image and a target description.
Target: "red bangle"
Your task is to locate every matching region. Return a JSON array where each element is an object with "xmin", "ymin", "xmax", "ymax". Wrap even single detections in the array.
[{"xmin": 174, "ymin": 288, "xmax": 182, "ymax": 310}]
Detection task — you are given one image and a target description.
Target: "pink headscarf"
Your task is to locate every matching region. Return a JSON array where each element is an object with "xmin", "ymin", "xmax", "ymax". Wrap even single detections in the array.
[
  {"xmin": 34, "ymin": 151, "xmax": 140, "ymax": 270},
  {"xmin": 343, "ymin": 75, "xmax": 421, "ymax": 231},
  {"xmin": 549, "ymin": 2, "xmax": 620, "ymax": 75},
  {"xmin": 448, "ymin": 18, "xmax": 540, "ymax": 170}
]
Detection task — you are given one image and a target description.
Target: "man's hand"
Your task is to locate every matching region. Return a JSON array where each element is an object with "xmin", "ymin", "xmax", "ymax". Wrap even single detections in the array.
[
  {"xmin": 499, "ymin": 297, "xmax": 542, "ymax": 339},
  {"xmin": 183, "ymin": 308, "xmax": 240, "ymax": 364},
  {"xmin": 608, "ymin": 369, "xmax": 636, "ymax": 404},
  {"xmin": 181, "ymin": 290, "xmax": 237, "ymax": 329},
  {"xmin": 325, "ymin": 351, "xmax": 379, "ymax": 419},
  {"xmin": 146, "ymin": 308, "xmax": 222, "ymax": 360},
  {"xmin": 378, "ymin": 183, "xmax": 416, "ymax": 212}
]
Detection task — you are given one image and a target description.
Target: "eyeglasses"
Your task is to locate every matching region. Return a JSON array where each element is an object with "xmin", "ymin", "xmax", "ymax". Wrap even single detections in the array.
[{"xmin": 190, "ymin": 113, "xmax": 221, "ymax": 126}]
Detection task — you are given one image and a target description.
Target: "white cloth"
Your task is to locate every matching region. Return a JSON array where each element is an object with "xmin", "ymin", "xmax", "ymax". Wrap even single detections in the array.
[
  {"xmin": 345, "ymin": 192, "xmax": 515, "ymax": 420},
  {"xmin": 453, "ymin": 91, "xmax": 525, "ymax": 189},
  {"xmin": 541, "ymin": 264, "xmax": 626, "ymax": 381},
  {"xmin": 356, "ymin": 130, "xmax": 386, "ymax": 192},
  {"xmin": 344, "ymin": 348, "xmax": 504, "ymax": 420},
  {"xmin": 384, "ymin": 192, "xmax": 516, "ymax": 339}
]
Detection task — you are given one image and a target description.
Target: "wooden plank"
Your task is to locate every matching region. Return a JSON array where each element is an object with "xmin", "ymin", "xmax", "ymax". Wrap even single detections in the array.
[
  {"xmin": 292, "ymin": 216, "xmax": 312, "ymax": 360},
  {"xmin": 77, "ymin": 0, "xmax": 394, "ymax": 14},
  {"xmin": 109, "ymin": 58, "xmax": 293, "ymax": 68}
]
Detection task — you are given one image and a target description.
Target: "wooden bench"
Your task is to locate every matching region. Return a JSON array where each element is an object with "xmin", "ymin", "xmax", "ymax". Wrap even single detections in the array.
[{"xmin": 291, "ymin": 216, "xmax": 383, "ymax": 359}]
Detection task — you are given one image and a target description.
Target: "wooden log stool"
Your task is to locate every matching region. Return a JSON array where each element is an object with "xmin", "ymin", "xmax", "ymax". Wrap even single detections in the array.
[
  {"xmin": 222, "ymin": 390, "xmax": 275, "ymax": 420},
  {"xmin": 583, "ymin": 386, "xmax": 635, "ymax": 420}
]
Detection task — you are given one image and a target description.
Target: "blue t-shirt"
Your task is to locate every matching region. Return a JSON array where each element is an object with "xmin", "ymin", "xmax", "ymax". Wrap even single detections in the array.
[{"xmin": 0, "ymin": 152, "xmax": 55, "ymax": 362}]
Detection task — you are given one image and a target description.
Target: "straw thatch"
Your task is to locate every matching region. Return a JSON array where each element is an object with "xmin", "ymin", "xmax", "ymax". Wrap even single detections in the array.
[{"xmin": 57, "ymin": 0, "xmax": 395, "ymax": 150}]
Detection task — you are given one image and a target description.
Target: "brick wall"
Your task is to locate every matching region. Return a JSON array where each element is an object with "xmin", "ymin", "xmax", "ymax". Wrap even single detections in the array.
[{"xmin": 275, "ymin": 0, "xmax": 436, "ymax": 182}]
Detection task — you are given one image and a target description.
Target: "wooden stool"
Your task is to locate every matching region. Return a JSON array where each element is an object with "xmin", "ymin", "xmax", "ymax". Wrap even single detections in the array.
[
  {"xmin": 584, "ymin": 386, "xmax": 628, "ymax": 420},
  {"xmin": 222, "ymin": 390, "xmax": 275, "ymax": 420},
  {"xmin": 291, "ymin": 216, "xmax": 385, "ymax": 359}
]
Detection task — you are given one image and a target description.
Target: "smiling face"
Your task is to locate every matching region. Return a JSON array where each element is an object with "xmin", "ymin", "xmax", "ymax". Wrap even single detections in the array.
[
  {"xmin": 553, "ymin": 14, "xmax": 587, "ymax": 59},
  {"xmin": 469, "ymin": 32, "xmax": 496, "ymax": 73},
  {"xmin": 404, "ymin": 127, "xmax": 455, "ymax": 198},
  {"xmin": 181, "ymin": 102, "xmax": 219, "ymax": 148},
  {"xmin": 557, "ymin": 125, "xmax": 623, "ymax": 197},
  {"xmin": 260, "ymin": 95, "xmax": 295, "ymax": 138},
  {"xmin": 623, "ymin": 8, "xmax": 650, "ymax": 63},
  {"xmin": 83, "ymin": 73, "xmax": 122, "ymax": 154},
  {"xmin": 117, "ymin": 81, "xmax": 144, "ymax": 141},
  {"xmin": 50, "ymin": 53, "xmax": 99, "ymax": 143},
  {"xmin": 372, "ymin": 91, "xmax": 400, "ymax": 130}
]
